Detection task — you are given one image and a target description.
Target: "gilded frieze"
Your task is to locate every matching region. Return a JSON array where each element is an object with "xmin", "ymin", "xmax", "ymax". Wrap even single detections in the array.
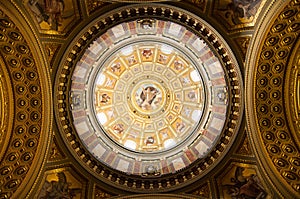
[
  {"xmin": 48, "ymin": 136, "xmax": 66, "ymax": 161},
  {"xmin": 86, "ymin": 0, "xmax": 111, "ymax": 15},
  {"xmin": 234, "ymin": 36, "xmax": 251, "ymax": 63},
  {"xmin": 44, "ymin": 42, "xmax": 61, "ymax": 73},
  {"xmin": 235, "ymin": 131, "xmax": 253, "ymax": 156}
]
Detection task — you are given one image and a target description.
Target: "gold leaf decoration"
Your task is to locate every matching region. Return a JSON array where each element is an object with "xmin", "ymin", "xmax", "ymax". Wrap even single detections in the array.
[
  {"xmin": 86, "ymin": 0, "xmax": 110, "ymax": 15},
  {"xmin": 235, "ymin": 36, "xmax": 251, "ymax": 62},
  {"xmin": 190, "ymin": 182, "xmax": 210, "ymax": 198},
  {"xmin": 94, "ymin": 185, "xmax": 113, "ymax": 198},
  {"xmin": 236, "ymin": 132, "xmax": 253, "ymax": 156},
  {"xmin": 49, "ymin": 136, "xmax": 65, "ymax": 161}
]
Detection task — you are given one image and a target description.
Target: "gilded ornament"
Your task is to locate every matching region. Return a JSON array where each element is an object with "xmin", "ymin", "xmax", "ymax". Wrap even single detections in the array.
[
  {"xmin": 246, "ymin": 0, "xmax": 300, "ymax": 193},
  {"xmin": 236, "ymin": 133, "xmax": 253, "ymax": 156},
  {"xmin": 0, "ymin": 5, "xmax": 51, "ymax": 197},
  {"xmin": 190, "ymin": 182, "xmax": 210, "ymax": 198}
]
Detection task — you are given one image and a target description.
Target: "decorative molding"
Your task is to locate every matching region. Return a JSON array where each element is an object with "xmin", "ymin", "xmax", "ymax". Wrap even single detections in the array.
[
  {"xmin": 234, "ymin": 36, "xmax": 251, "ymax": 63},
  {"xmin": 186, "ymin": 0, "xmax": 207, "ymax": 12},
  {"xmin": 110, "ymin": 194, "xmax": 199, "ymax": 199},
  {"xmin": 0, "ymin": 49, "xmax": 13, "ymax": 165},
  {"xmin": 48, "ymin": 136, "xmax": 66, "ymax": 161},
  {"xmin": 189, "ymin": 182, "xmax": 210, "ymax": 198},
  {"xmin": 285, "ymin": 36, "xmax": 300, "ymax": 149},
  {"xmin": 235, "ymin": 131, "xmax": 253, "ymax": 156},
  {"xmin": 94, "ymin": 185, "xmax": 113, "ymax": 199}
]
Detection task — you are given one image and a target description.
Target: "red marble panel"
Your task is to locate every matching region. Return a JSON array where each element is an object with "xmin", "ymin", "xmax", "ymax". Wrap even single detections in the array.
[
  {"xmin": 157, "ymin": 20, "xmax": 165, "ymax": 34},
  {"xmin": 105, "ymin": 152, "xmax": 116, "ymax": 165},
  {"xmin": 211, "ymin": 78, "xmax": 226, "ymax": 85},
  {"xmin": 185, "ymin": 149, "xmax": 196, "ymax": 162},
  {"xmin": 203, "ymin": 130, "xmax": 216, "ymax": 142},
  {"xmin": 128, "ymin": 21, "xmax": 137, "ymax": 34},
  {"xmin": 182, "ymin": 30, "xmax": 193, "ymax": 44},
  {"xmin": 161, "ymin": 159, "xmax": 170, "ymax": 174},
  {"xmin": 212, "ymin": 106, "xmax": 226, "ymax": 114}
]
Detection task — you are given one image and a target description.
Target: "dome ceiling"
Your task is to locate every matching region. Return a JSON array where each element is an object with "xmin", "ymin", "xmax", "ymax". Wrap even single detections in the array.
[
  {"xmin": 57, "ymin": 4, "xmax": 243, "ymax": 192},
  {"xmin": 70, "ymin": 18, "xmax": 231, "ymax": 176},
  {"xmin": 0, "ymin": 0, "xmax": 298, "ymax": 198}
]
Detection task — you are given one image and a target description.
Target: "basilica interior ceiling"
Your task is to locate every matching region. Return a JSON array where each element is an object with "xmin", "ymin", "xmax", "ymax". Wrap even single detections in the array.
[{"xmin": 0, "ymin": 0, "xmax": 299, "ymax": 198}]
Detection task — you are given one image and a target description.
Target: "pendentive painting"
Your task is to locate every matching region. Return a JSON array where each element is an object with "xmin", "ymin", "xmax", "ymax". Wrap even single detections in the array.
[
  {"xmin": 27, "ymin": 0, "xmax": 80, "ymax": 34},
  {"xmin": 213, "ymin": 0, "xmax": 265, "ymax": 30}
]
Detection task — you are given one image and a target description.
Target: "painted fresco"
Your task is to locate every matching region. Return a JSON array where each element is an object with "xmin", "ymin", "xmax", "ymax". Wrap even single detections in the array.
[
  {"xmin": 214, "ymin": 0, "xmax": 264, "ymax": 30},
  {"xmin": 37, "ymin": 168, "xmax": 84, "ymax": 199},
  {"xmin": 219, "ymin": 164, "xmax": 269, "ymax": 199},
  {"xmin": 27, "ymin": 0, "xmax": 78, "ymax": 33}
]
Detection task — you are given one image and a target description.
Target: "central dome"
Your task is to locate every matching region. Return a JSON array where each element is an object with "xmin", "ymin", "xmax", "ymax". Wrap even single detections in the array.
[
  {"xmin": 69, "ymin": 16, "xmax": 237, "ymax": 178},
  {"xmin": 93, "ymin": 42, "xmax": 205, "ymax": 153}
]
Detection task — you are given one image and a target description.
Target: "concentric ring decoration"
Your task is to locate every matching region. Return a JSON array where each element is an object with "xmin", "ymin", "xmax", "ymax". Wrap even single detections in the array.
[
  {"xmin": 56, "ymin": 4, "xmax": 243, "ymax": 192},
  {"xmin": 71, "ymin": 19, "xmax": 228, "ymax": 175}
]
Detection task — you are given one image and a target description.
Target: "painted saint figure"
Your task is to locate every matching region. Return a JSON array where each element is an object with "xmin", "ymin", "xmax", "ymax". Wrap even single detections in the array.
[
  {"xmin": 139, "ymin": 86, "xmax": 158, "ymax": 110},
  {"xmin": 28, "ymin": 0, "xmax": 65, "ymax": 30}
]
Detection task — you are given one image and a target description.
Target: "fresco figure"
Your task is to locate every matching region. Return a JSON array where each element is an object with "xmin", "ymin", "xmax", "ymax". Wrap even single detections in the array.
[
  {"xmin": 219, "ymin": 0, "xmax": 262, "ymax": 25},
  {"xmin": 28, "ymin": 0, "xmax": 65, "ymax": 30},
  {"xmin": 38, "ymin": 172, "xmax": 80, "ymax": 199},
  {"xmin": 224, "ymin": 166, "xmax": 267, "ymax": 199},
  {"xmin": 139, "ymin": 86, "xmax": 158, "ymax": 110}
]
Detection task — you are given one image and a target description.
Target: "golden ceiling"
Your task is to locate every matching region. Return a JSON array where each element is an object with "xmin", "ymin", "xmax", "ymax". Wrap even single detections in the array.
[{"xmin": 0, "ymin": 0, "xmax": 299, "ymax": 198}]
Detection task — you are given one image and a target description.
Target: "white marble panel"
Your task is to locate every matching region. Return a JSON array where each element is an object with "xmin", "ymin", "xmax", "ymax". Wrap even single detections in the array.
[
  {"xmin": 194, "ymin": 140, "xmax": 210, "ymax": 157},
  {"xmin": 210, "ymin": 116, "xmax": 225, "ymax": 131},
  {"xmin": 75, "ymin": 121, "xmax": 90, "ymax": 135},
  {"xmin": 112, "ymin": 24, "xmax": 126, "ymax": 38},
  {"xmin": 116, "ymin": 159, "xmax": 130, "ymax": 172},
  {"xmin": 92, "ymin": 144, "xmax": 106, "ymax": 158},
  {"xmin": 172, "ymin": 157, "xmax": 185, "ymax": 171}
]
